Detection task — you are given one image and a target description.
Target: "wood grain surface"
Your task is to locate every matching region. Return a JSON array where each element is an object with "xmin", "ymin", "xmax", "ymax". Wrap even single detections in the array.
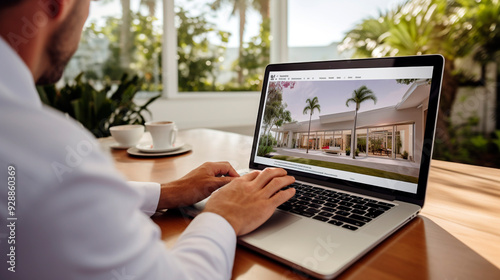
[{"xmin": 103, "ymin": 129, "xmax": 500, "ymax": 279}]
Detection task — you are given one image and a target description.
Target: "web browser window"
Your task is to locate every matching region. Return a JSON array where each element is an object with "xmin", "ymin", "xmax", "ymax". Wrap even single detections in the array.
[{"xmin": 255, "ymin": 66, "xmax": 434, "ymax": 194}]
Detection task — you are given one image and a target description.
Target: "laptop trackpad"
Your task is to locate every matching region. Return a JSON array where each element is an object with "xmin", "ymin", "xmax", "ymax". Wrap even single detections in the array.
[{"xmin": 250, "ymin": 211, "xmax": 301, "ymax": 240}]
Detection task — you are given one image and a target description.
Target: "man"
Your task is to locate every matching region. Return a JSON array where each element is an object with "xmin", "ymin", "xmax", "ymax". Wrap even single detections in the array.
[{"xmin": 0, "ymin": 1, "xmax": 295, "ymax": 279}]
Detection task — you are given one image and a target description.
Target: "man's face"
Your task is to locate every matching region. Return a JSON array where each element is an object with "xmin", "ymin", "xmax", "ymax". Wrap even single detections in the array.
[{"xmin": 36, "ymin": 0, "xmax": 91, "ymax": 85}]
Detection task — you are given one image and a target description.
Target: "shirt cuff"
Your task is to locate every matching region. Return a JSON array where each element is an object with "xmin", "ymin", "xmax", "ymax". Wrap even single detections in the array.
[
  {"xmin": 185, "ymin": 212, "xmax": 237, "ymax": 239},
  {"xmin": 177, "ymin": 212, "xmax": 237, "ymax": 277},
  {"xmin": 127, "ymin": 181, "xmax": 161, "ymax": 216}
]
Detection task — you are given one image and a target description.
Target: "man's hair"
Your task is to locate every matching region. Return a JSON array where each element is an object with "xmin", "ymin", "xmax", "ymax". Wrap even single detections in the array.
[{"xmin": 0, "ymin": 0, "xmax": 25, "ymax": 10}]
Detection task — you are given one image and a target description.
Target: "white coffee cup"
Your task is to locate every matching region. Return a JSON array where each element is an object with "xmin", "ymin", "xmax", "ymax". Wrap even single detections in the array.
[
  {"xmin": 145, "ymin": 121, "xmax": 178, "ymax": 149},
  {"xmin": 109, "ymin": 125, "xmax": 144, "ymax": 147}
]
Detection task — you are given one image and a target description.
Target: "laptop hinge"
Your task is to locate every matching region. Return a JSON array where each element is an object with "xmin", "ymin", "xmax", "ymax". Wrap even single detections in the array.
[{"xmin": 293, "ymin": 174, "xmax": 397, "ymax": 202}]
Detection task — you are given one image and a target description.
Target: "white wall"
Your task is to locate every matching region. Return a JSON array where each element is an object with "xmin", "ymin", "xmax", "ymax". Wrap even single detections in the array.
[{"xmin": 141, "ymin": 94, "xmax": 261, "ymax": 130}]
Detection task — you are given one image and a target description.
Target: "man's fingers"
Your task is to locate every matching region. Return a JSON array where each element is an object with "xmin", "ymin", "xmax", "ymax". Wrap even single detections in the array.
[
  {"xmin": 240, "ymin": 170, "xmax": 260, "ymax": 181},
  {"xmin": 214, "ymin": 175, "xmax": 237, "ymax": 186},
  {"xmin": 270, "ymin": 188, "xmax": 296, "ymax": 207},
  {"xmin": 224, "ymin": 162, "xmax": 240, "ymax": 177},
  {"xmin": 211, "ymin": 162, "xmax": 240, "ymax": 177},
  {"xmin": 261, "ymin": 175, "xmax": 295, "ymax": 198},
  {"xmin": 253, "ymin": 168, "xmax": 288, "ymax": 187}
]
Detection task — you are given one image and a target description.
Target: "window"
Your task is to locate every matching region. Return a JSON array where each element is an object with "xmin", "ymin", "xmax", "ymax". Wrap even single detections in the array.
[
  {"xmin": 364, "ymin": 124, "xmax": 415, "ymax": 161},
  {"xmin": 64, "ymin": 0, "xmax": 499, "ymax": 168},
  {"xmin": 65, "ymin": 0, "xmax": 163, "ymax": 94},
  {"xmin": 368, "ymin": 126, "xmax": 393, "ymax": 158},
  {"xmin": 173, "ymin": 0, "xmax": 270, "ymax": 93},
  {"xmin": 69, "ymin": 0, "xmax": 409, "ymax": 96},
  {"xmin": 67, "ymin": 0, "xmax": 271, "ymax": 96}
]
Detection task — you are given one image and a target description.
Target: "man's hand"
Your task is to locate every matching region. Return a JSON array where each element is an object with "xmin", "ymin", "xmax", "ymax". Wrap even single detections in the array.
[
  {"xmin": 203, "ymin": 168, "xmax": 296, "ymax": 236},
  {"xmin": 158, "ymin": 162, "xmax": 239, "ymax": 210}
]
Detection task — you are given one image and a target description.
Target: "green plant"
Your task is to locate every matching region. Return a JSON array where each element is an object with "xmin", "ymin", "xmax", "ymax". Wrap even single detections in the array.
[
  {"xmin": 237, "ymin": 18, "xmax": 271, "ymax": 91},
  {"xmin": 340, "ymin": 0, "xmax": 500, "ymax": 152},
  {"xmin": 176, "ymin": 7, "xmax": 230, "ymax": 92},
  {"xmin": 433, "ymin": 114, "xmax": 500, "ymax": 167},
  {"xmin": 371, "ymin": 138, "xmax": 382, "ymax": 153},
  {"xmin": 357, "ymin": 137, "xmax": 367, "ymax": 153},
  {"xmin": 262, "ymin": 81, "xmax": 296, "ymax": 143},
  {"xmin": 37, "ymin": 73, "xmax": 160, "ymax": 138},
  {"xmin": 402, "ymin": 150, "xmax": 409, "ymax": 160},
  {"xmin": 346, "ymin": 147, "xmax": 351, "ymax": 156},
  {"xmin": 355, "ymin": 148, "xmax": 360, "ymax": 157},
  {"xmin": 259, "ymin": 133, "xmax": 277, "ymax": 147},
  {"xmin": 395, "ymin": 136, "xmax": 402, "ymax": 154},
  {"xmin": 257, "ymin": 145, "xmax": 274, "ymax": 157}
]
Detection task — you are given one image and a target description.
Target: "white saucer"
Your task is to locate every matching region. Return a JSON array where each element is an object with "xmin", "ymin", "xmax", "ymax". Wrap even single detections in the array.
[
  {"xmin": 136, "ymin": 142, "xmax": 185, "ymax": 153},
  {"xmin": 110, "ymin": 142, "xmax": 135, "ymax": 150},
  {"xmin": 127, "ymin": 144, "xmax": 192, "ymax": 157}
]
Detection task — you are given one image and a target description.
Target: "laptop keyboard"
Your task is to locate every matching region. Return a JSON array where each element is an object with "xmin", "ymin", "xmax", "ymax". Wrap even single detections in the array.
[{"xmin": 278, "ymin": 183, "xmax": 395, "ymax": 231}]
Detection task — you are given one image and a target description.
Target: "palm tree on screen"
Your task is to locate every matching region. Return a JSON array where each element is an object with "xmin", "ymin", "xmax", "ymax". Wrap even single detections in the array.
[
  {"xmin": 346, "ymin": 86, "xmax": 377, "ymax": 159},
  {"xmin": 303, "ymin": 97, "xmax": 321, "ymax": 154}
]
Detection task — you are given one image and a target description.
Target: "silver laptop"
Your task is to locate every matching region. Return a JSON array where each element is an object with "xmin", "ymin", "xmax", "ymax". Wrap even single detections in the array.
[{"xmin": 187, "ymin": 55, "xmax": 444, "ymax": 279}]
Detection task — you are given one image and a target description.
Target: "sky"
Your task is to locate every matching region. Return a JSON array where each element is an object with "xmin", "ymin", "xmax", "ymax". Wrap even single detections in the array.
[
  {"xmin": 279, "ymin": 80, "xmax": 412, "ymax": 123},
  {"xmin": 87, "ymin": 0, "xmax": 407, "ymax": 48},
  {"xmin": 288, "ymin": 0, "xmax": 405, "ymax": 46}
]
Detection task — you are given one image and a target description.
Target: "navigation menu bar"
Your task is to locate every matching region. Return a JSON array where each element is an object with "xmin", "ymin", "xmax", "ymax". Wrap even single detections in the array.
[{"xmin": 269, "ymin": 66, "xmax": 433, "ymax": 82}]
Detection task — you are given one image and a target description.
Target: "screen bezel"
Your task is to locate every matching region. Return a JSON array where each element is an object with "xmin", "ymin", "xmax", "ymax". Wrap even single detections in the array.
[{"xmin": 249, "ymin": 55, "xmax": 444, "ymax": 207}]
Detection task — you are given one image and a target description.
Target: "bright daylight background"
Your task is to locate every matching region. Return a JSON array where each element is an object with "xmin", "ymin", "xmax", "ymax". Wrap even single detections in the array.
[
  {"xmin": 39, "ymin": 0, "xmax": 499, "ymax": 169},
  {"xmin": 71, "ymin": 0, "xmax": 407, "ymax": 91},
  {"xmin": 86, "ymin": 0, "xmax": 406, "ymax": 48}
]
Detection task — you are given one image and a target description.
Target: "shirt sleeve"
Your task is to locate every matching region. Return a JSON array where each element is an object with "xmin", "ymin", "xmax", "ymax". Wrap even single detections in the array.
[
  {"xmin": 170, "ymin": 212, "xmax": 237, "ymax": 279},
  {"xmin": 120, "ymin": 184, "xmax": 237, "ymax": 278},
  {"xmin": 13, "ymin": 174, "xmax": 237, "ymax": 280},
  {"xmin": 127, "ymin": 181, "xmax": 161, "ymax": 216}
]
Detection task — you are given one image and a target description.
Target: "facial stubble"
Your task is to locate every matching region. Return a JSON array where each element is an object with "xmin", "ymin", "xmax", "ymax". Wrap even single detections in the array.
[{"xmin": 36, "ymin": 3, "xmax": 86, "ymax": 85}]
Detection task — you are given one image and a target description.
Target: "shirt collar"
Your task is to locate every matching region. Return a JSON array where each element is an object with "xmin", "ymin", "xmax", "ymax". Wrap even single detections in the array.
[{"xmin": 0, "ymin": 36, "xmax": 42, "ymax": 109}]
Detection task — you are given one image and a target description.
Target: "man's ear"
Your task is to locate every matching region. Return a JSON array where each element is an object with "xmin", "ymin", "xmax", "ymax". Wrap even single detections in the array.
[{"xmin": 38, "ymin": 0, "xmax": 66, "ymax": 19}]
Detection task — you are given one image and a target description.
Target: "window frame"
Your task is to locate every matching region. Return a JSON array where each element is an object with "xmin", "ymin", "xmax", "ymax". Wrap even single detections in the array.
[{"xmin": 161, "ymin": 0, "xmax": 288, "ymax": 99}]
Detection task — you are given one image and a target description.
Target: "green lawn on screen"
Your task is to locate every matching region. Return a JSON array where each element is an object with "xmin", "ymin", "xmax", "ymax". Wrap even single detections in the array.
[{"xmin": 271, "ymin": 155, "xmax": 419, "ymax": 184}]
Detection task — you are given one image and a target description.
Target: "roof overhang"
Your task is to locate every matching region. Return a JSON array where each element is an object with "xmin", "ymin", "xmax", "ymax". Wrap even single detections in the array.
[{"xmin": 395, "ymin": 80, "xmax": 431, "ymax": 110}]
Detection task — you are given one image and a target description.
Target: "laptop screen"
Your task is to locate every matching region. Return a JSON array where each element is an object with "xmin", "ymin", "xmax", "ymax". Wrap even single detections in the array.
[{"xmin": 253, "ymin": 62, "xmax": 438, "ymax": 195}]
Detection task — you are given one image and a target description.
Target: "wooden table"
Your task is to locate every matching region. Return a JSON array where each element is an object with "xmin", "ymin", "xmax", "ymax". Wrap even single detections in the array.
[{"xmin": 103, "ymin": 129, "xmax": 500, "ymax": 279}]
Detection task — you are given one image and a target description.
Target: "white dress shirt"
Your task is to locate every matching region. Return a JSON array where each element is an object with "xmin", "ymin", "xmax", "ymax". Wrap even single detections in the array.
[{"xmin": 0, "ymin": 37, "xmax": 236, "ymax": 279}]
